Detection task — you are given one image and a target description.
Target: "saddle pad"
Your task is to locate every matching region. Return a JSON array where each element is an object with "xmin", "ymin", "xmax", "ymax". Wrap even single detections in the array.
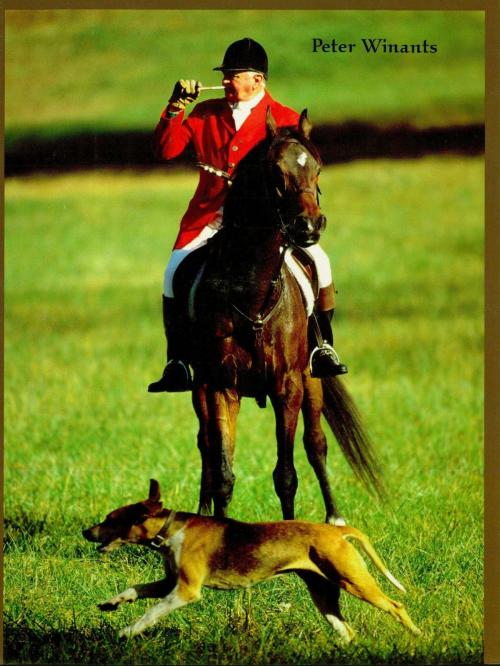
[
  {"xmin": 187, "ymin": 248, "xmax": 315, "ymax": 321},
  {"xmin": 284, "ymin": 249, "xmax": 315, "ymax": 317},
  {"xmin": 188, "ymin": 262, "xmax": 206, "ymax": 321}
]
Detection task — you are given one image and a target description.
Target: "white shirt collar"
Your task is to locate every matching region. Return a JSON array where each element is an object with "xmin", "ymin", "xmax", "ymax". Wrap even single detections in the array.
[{"xmin": 229, "ymin": 89, "xmax": 265, "ymax": 111}]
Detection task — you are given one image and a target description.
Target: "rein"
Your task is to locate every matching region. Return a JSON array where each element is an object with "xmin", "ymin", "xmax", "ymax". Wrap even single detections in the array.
[
  {"xmin": 225, "ymin": 133, "xmax": 320, "ymax": 332},
  {"xmin": 231, "ymin": 247, "xmax": 289, "ymax": 330},
  {"xmin": 196, "ymin": 161, "xmax": 232, "ymax": 183},
  {"xmin": 198, "ymin": 132, "xmax": 322, "ymax": 405}
]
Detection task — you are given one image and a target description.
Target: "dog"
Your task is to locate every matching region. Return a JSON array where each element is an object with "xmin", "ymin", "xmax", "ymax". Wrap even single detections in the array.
[{"xmin": 82, "ymin": 479, "xmax": 422, "ymax": 641}]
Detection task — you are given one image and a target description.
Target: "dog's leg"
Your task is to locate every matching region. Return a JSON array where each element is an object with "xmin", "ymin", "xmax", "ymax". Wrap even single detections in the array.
[
  {"xmin": 296, "ymin": 571, "xmax": 355, "ymax": 643},
  {"xmin": 100, "ymin": 552, "xmax": 178, "ymax": 611},
  {"xmin": 99, "ymin": 577, "xmax": 175, "ymax": 611},
  {"xmin": 118, "ymin": 569, "xmax": 202, "ymax": 639},
  {"xmin": 344, "ymin": 578, "xmax": 422, "ymax": 636},
  {"xmin": 338, "ymin": 548, "xmax": 422, "ymax": 636},
  {"xmin": 117, "ymin": 584, "xmax": 191, "ymax": 639},
  {"xmin": 301, "ymin": 373, "xmax": 344, "ymax": 525}
]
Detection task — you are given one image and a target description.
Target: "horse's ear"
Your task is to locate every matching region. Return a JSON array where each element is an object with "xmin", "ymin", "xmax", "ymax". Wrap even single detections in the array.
[
  {"xmin": 266, "ymin": 106, "xmax": 278, "ymax": 137},
  {"xmin": 148, "ymin": 479, "xmax": 161, "ymax": 502},
  {"xmin": 298, "ymin": 109, "xmax": 313, "ymax": 139}
]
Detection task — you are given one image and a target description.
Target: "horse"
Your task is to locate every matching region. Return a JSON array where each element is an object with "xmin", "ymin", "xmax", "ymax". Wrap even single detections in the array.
[{"xmin": 181, "ymin": 108, "xmax": 384, "ymax": 524}]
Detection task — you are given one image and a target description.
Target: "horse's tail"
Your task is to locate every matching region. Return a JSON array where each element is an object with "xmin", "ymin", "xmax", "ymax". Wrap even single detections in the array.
[{"xmin": 321, "ymin": 377, "xmax": 386, "ymax": 500}]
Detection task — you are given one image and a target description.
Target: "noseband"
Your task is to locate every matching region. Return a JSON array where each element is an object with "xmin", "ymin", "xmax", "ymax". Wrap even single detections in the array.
[{"xmin": 265, "ymin": 138, "xmax": 322, "ymax": 244}]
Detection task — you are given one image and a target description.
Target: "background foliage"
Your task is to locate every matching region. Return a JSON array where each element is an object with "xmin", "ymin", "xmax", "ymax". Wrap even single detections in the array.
[{"xmin": 5, "ymin": 9, "xmax": 484, "ymax": 142}]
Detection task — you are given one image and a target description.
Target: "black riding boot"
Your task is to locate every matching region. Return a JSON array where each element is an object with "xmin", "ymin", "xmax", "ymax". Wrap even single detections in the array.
[
  {"xmin": 148, "ymin": 296, "xmax": 192, "ymax": 393},
  {"xmin": 309, "ymin": 309, "xmax": 348, "ymax": 377}
]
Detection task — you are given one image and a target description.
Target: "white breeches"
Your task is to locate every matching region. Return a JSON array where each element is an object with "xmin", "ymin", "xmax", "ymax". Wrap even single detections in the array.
[
  {"xmin": 304, "ymin": 243, "xmax": 333, "ymax": 289},
  {"xmin": 163, "ymin": 225, "xmax": 220, "ymax": 298},
  {"xmin": 163, "ymin": 226, "xmax": 332, "ymax": 298}
]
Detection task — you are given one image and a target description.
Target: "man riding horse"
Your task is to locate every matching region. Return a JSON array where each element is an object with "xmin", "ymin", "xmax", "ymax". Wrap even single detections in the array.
[{"xmin": 149, "ymin": 38, "xmax": 348, "ymax": 393}]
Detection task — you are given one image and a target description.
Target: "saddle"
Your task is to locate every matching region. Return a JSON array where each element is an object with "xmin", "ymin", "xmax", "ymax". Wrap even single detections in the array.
[
  {"xmin": 172, "ymin": 245, "xmax": 209, "ymax": 316},
  {"xmin": 173, "ymin": 242, "xmax": 320, "ymax": 408},
  {"xmin": 173, "ymin": 243, "xmax": 319, "ymax": 324}
]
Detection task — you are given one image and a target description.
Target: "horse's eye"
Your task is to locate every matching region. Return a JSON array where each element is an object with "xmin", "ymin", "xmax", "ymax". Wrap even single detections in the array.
[{"xmin": 273, "ymin": 166, "xmax": 286, "ymax": 190}]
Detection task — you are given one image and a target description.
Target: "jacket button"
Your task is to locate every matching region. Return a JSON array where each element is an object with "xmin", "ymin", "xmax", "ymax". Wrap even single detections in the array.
[
  {"xmin": 231, "ymin": 145, "xmax": 239, "ymax": 151},
  {"xmin": 228, "ymin": 162, "xmax": 235, "ymax": 168}
]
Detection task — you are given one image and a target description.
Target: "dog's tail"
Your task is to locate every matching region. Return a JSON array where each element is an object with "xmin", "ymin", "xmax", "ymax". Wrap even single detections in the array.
[{"xmin": 341, "ymin": 527, "xmax": 406, "ymax": 594}]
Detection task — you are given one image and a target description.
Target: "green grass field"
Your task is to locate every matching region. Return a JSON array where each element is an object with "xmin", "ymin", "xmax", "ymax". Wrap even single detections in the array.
[
  {"xmin": 5, "ymin": 9, "xmax": 484, "ymax": 143},
  {"xmin": 4, "ymin": 157, "xmax": 483, "ymax": 664}
]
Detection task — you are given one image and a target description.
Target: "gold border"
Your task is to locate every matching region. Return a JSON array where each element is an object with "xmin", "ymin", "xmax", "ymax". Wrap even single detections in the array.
[{"xmin": 484, "ymin": 0, "xmax": 500, "ymax": 664}]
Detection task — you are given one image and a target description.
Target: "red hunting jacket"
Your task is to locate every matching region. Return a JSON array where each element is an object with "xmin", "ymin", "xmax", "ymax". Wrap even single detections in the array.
[{"xmin": 153, "ymin": 91, "xmax": 300, "ymax": 249}]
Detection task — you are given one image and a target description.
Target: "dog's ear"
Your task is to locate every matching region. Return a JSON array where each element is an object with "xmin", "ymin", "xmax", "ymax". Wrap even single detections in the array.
[
  {"xmin": 148, "ymin": 479, "xmax": 161, "ymax": 502},
  {"xmin": 298, "ymin": 109, "xmax": 312, "ymax": 140}
]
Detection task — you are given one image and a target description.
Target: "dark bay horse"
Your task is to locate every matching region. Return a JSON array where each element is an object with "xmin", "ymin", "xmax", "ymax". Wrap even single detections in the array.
[{"xmin": 184, "ymin": 109, "xmax": 384, "ymax": 524}]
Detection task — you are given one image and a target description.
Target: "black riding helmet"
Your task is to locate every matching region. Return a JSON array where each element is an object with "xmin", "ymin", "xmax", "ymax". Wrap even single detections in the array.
[{"xmin": 213, "ymin": 38, "xmax": 268, "ymax": 78}]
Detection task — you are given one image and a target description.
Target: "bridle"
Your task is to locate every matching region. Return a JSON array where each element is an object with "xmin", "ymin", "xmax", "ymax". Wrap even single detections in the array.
[
  {"xmin": 196, "ymin": 134, "xmax": 322, "ymax": 242},
  {"xmin": 227, "ymin": 134, "xmax": 322, "ymax": 320},
  {"xmin": 195, "ymin": 134, "xmax": 323, "ymax": 406},
  {"xmin": 264, "ymin": 138, "xmax": 322, "ymax": 246}
]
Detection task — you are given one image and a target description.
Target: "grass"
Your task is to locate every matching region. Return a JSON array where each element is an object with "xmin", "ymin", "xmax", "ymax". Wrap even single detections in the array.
[
  {"xmin": 4, "ymin": 156, "xmax": 483, "ymax": 664},
  {"xmin": 5, "ymin": 8, "xmax": 484, "ymax": 143}
]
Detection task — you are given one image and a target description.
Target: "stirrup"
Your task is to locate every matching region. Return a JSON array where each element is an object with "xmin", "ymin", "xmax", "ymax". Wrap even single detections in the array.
[
  {"xmin": 148, "ymin": 360, "xmax": 192, "ymax": 393},
  {"xmin": 309, "ymin": 343, "xmax": 348, "ymax": 378}
]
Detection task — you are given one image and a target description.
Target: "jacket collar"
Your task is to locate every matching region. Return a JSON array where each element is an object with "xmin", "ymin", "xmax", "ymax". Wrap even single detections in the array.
[{"xmin": 220, "ymin": 90, "xmax": 273, "ymax": 135}]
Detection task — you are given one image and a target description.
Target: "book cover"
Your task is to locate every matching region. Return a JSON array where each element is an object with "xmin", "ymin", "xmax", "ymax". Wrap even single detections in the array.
[{"xmin": 3, "ymin": 5, "xmax": 492, "ymax": 665}]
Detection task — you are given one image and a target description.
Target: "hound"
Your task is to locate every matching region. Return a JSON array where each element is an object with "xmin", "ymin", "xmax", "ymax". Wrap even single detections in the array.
[{"xmin": 83, "ymin": 479, "xmax": 421, "ymax": 641}]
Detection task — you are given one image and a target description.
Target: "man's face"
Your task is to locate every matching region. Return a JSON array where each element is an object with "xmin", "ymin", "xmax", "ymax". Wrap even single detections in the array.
[{"xmin": 222, "ymin": 71, "xmax": 263, "ymax": 103}]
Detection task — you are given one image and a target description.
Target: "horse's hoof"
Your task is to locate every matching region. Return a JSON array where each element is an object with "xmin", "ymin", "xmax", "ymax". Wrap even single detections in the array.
[{"xmin": 327, "ymin": 516, "xmax": 347, "ymax": 526}]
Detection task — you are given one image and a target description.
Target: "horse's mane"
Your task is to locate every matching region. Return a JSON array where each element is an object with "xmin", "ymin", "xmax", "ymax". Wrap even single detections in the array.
[
  {"xmin": 266, "ymin": 126, "xmax": 322, "ymax": 165},
  {"xmin": 222, "ymin": 125, "xmax": 322, "ymax": 229},
  {"xmin": 221, "ymin": 138, "xmax": 272, "ymax": 229},
  {"xmin": 232, "ymin": 125, "xmax": 322, "ymax": 180}
]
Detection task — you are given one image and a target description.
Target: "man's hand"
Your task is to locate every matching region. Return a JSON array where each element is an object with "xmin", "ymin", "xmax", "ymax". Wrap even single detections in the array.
[{"xmin": 168, "ymin": 79, "xmax": 201, "ymax": 112}]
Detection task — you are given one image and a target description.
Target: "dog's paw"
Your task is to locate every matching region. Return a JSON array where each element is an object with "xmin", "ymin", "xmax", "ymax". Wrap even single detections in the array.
[
  {"xmin": 118, "ymin": 626, "xmax": 133, "ymax": 640},
  {"xmin": 99, "ymin": 588, "xmax": 138, "ymax": 611},
  {"xmin": 118, "ymin": 624, "xmax": 143, "ymax": 640},
  {"xmin": 98, "ymin": 600, "xmax": 120, "ymax": 612}
]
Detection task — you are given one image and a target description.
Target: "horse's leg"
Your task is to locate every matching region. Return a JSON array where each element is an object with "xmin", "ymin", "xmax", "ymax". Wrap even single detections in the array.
[
  {"xmin": 192, "ymin": 386, "xmax": 213, "ymax": 516},
  {"xmin": 207, "ymin": 387, "xmax": 240, "ymax": 519},
  {"xmin": 270, "ymin": 374, "xmax": 303, "ymax": 520},
  {"xmin": 302, "ymin": 372, "xmax": 345, "ymax": 525}
]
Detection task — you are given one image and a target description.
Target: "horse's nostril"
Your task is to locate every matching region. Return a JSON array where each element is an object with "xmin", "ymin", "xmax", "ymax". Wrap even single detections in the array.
[
  {"xmin": 296, "ymin": 216, "xmax": 312, "ymax": 231},
  {"xmin": 318, "ymin": 214, "xmax": 327, "ymax": 228}
]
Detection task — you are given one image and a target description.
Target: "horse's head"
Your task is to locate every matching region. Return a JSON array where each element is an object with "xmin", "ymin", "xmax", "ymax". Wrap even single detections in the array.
[{"xmin": 266, "ymin": 108, "xmax": 326, "ymax": 247}]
